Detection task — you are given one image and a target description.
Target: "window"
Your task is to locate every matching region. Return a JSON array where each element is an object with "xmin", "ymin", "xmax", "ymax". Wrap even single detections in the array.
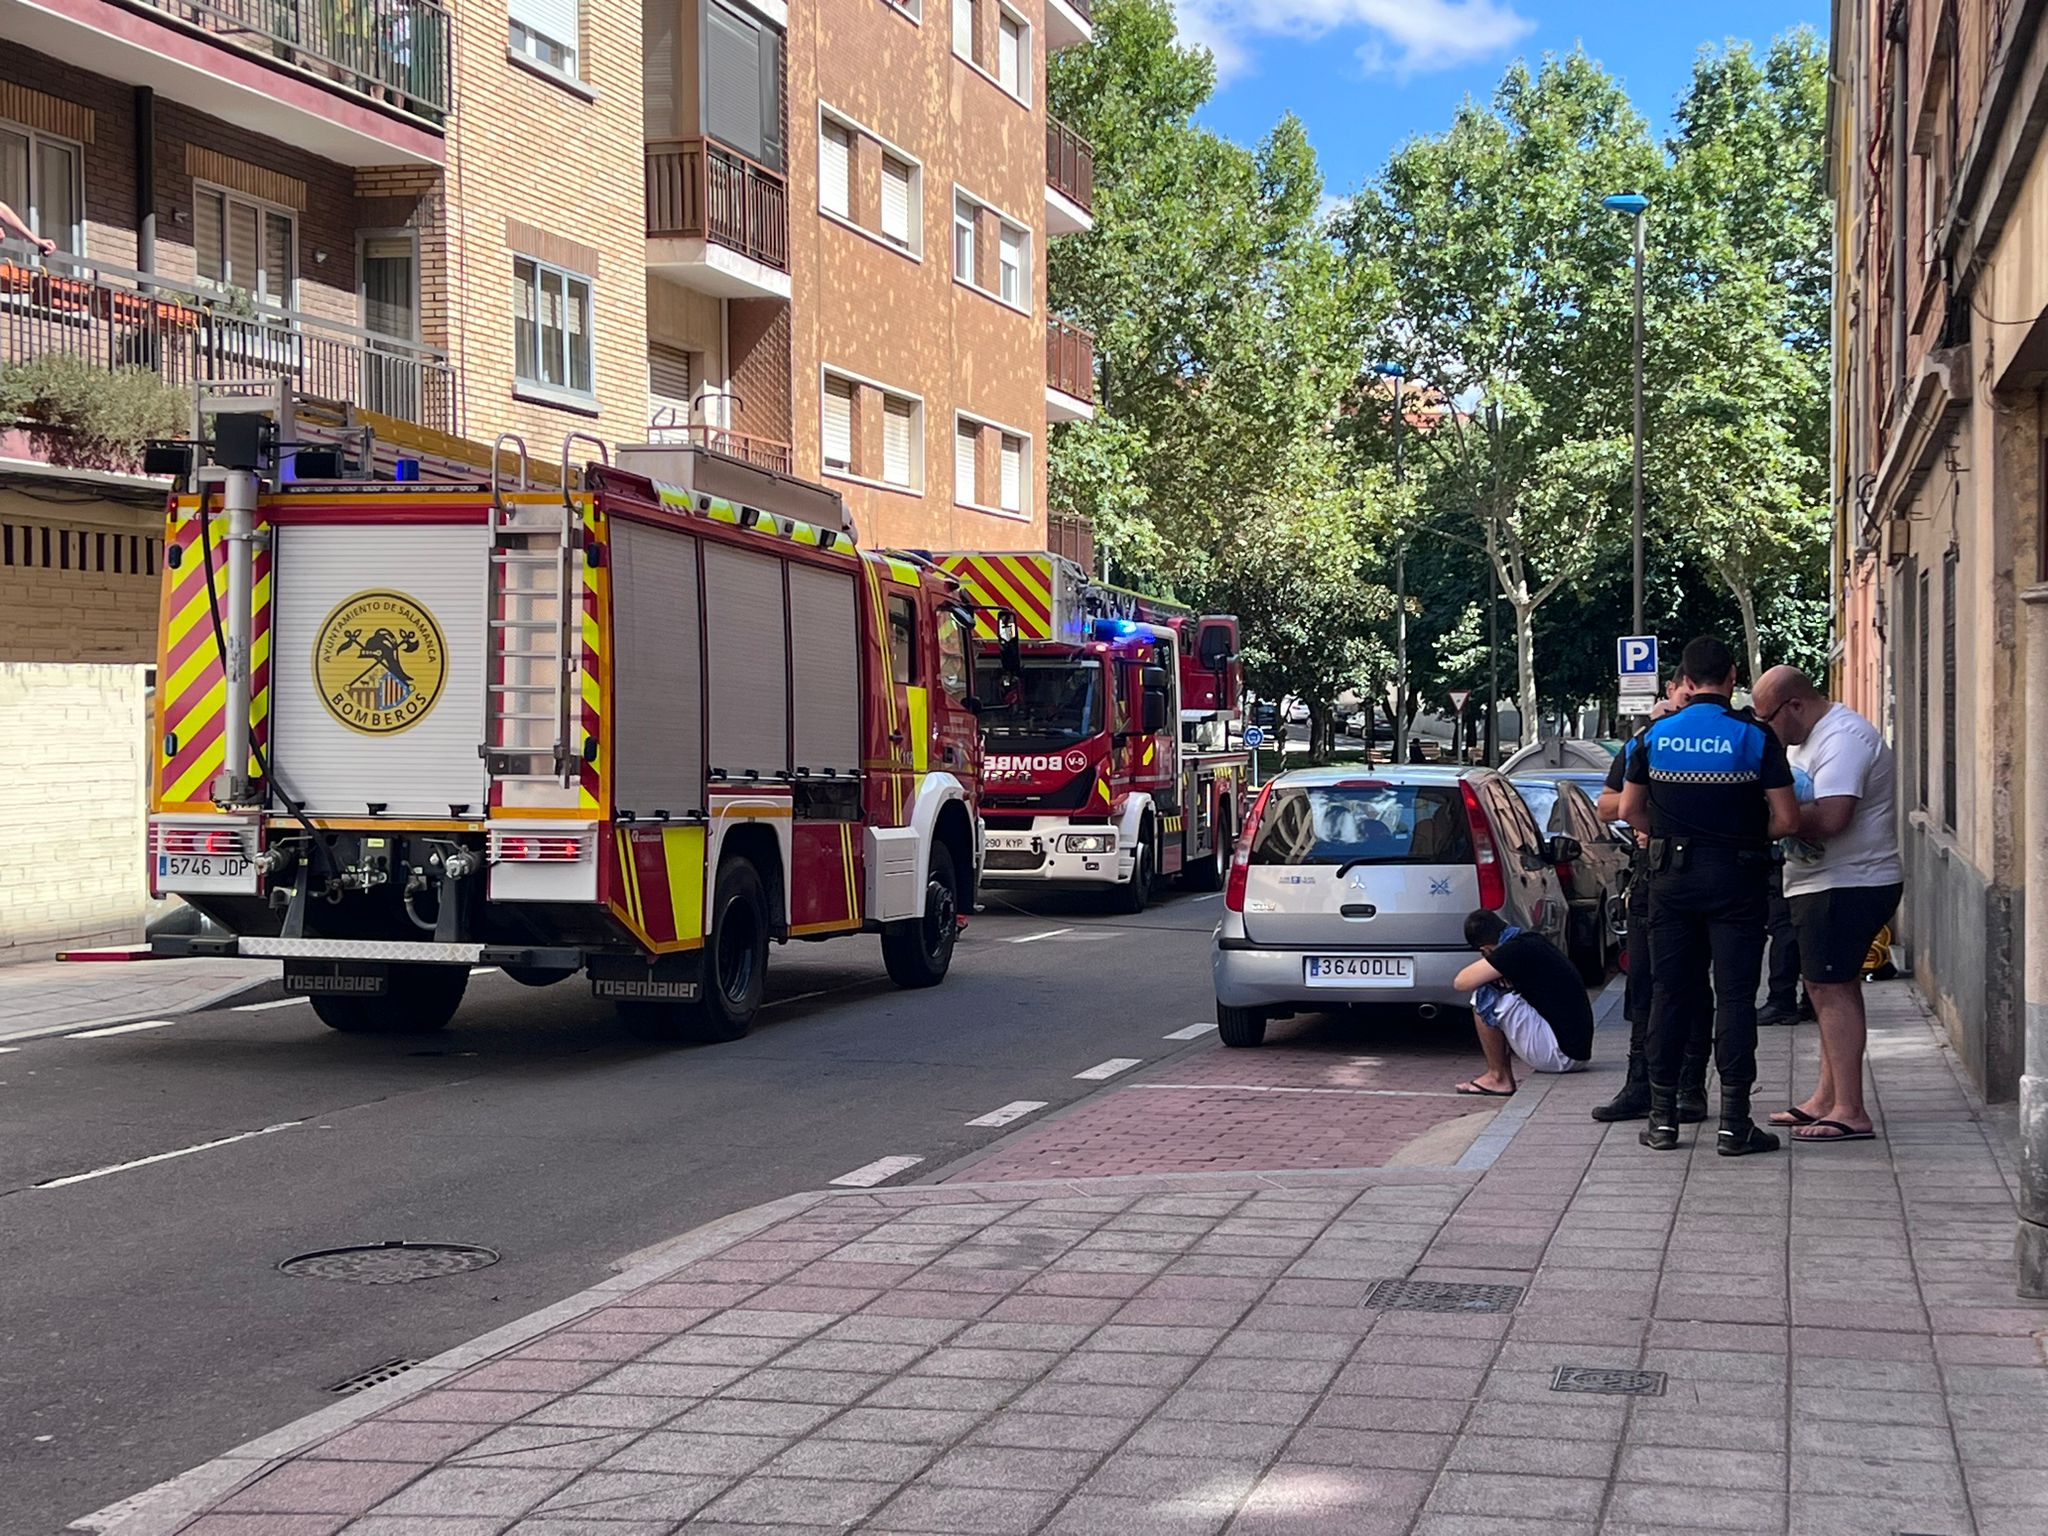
[
  {"xmin": 888, "ymin": 595, "xmax": 919, "ymax": 686},
  {"xmin": 999, "ymin": 433, "xmax": 1023, "ymax": 512},
  {"xmin": 819, "ymin": 119, "xmax": 852, "ymax": 219},
  {"xmin": 997, "ymin": 12, "xmax": 1022, "ymax": 94},
  {"xmin": 509, "ymin": 0, "xmax": 580, "ymax": 76},
  {"xmin": 951, "ymin": 0, "xmax": 971, "ymax": 58},
  {"xmin": 822, "ymin": 369, "xmax": 921, "ymax": 489},
  {"xmin": 953, "ymin": 197, "xmax": 977, "ymax": 287},
  {"xmin": 0, "ymin": 124, "xmax": 83, "ymax": 255},
  {"xmin": 1942, "ymin": 548, "xmax": 1957, "ymax": 831},
  {"xmin": 955, "ymin": 418, "xmax": 979, "ymax": 506},
  {"xmin": 951, "ymin": 0, "xmax": 1030, "ymax": 103},
  {"xmin": 880, "ymin": 156, "xmax": 913, "ymax": 248},
  {"xmin": 999, "ymin": 224, "xmax": 1025, "ymax": 306},
  {"xmin": 939, "ymin": 613, "xmax": 970, "ymax": 701},
  {"xmin": 1248, "ymin": 783, "xmax": 1473, "ymax": 868},
  {"xmin": 513, "ymin": 256, "xmax": 594, "ymax": 400},
  {"xmin": 1916, "ymin": 565, "xmax": 1930, "ymax": 808},
  {"xmin": 649, "ymin": 343, "xmax": 695, "ymax": 426},
  {"xmin": 195, "ymin": 186, "xmax": 294, "ymax": 308},
  {"xmin": 956, "ymin": 414, "xmax": 1029, "ymax": 516},
  {"xmin": 705, "ymin": 0, "xmax": 785, "ymax": 172}
]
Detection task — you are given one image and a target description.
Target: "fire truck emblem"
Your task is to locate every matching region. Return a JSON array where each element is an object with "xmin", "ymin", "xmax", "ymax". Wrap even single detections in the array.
[{"xmin": 313, "ymin": 589, "xmax": 448, "ymax": 736}]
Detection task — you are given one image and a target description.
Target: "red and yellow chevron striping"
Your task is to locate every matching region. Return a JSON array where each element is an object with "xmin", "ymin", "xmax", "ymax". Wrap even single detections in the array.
[
  {"xmin": 155, "ymin": 502, "xmax": 272, "ymax": 811},
  {"xmin": 936, "ymin": 554, "xmax": 1056, "ymax": 640}
]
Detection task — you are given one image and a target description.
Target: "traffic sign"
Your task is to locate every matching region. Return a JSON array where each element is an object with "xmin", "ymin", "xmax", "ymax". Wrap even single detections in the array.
[
  {"xmin": 1449, "ymin": 689, "xmax": 1471, "ymax": 714},
  {"xmin": 1617, "ymin": 635, "xmax": 1659, "ymax": 677},
  {"xmin": 1243, "ymin": 725, "xmax": 1266, "ymax": 749}
]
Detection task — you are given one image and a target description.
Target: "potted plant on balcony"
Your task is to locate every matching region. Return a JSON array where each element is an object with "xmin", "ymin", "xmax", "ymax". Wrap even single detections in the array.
[{"xmin": 0, "ymin": 354, "xmax": 189, "ymax": 472}]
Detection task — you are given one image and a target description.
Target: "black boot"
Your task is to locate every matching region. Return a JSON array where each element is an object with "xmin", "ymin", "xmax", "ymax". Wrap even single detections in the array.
[
  {"xmin": 1678, "ymin": 1053, "xmax": 1710, "ymax": 1125},
  {"xmin": 1638, "ymin": 1086, "xmax": 1682, "ymax": 1151},
  {"xmin": 1591, "ymin": 1050, "xmax": 1651, "ymax": 1122},
  {"xmin": 1716, "ymin": 1084, "xmax": 1780, "ymax": 1158}
]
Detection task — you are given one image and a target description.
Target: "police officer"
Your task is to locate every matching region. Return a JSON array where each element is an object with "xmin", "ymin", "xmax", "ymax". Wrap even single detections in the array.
[
  {"xmin": 1619, "ymin": 636, "xmax": 1801, "ymax": 1155},
  {"xmin": 1592, "ymin": 676, "xmax": 1714, "ymax": 1126}
]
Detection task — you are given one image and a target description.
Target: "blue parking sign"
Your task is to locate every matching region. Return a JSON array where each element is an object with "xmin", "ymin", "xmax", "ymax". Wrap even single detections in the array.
[{"xmin": 1617, "ymin": 635, "xmax": 1658, "ymax": 677}]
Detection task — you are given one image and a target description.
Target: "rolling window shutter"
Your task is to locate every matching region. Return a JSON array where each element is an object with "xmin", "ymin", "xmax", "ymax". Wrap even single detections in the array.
[
  {"xmin": 649, "ymin": 344, "xmax": 693, "ymax": 425},
  {"xmin": 820, "ymin": 121, "xmax": 851, "ymax": 218},
  {"xmin": 998, "ymin": 14, "xmax": 1021, "ymax": 92},
  {"xmin": 1000, "ymin": 434, "xmax": 1022, "ymax": 511},
  {"xmin": 999, "ymin": 225, "xmax": 1024, "ymax": 304},
  {"xmin": 510, "ymin": 0, "xmax": 579, "ymax": 57},
  {"xmin": 823, "ymin": 376, "xmax": 854, "ymax": 470},
  {"xmin": 642, "ymin": 0, "xmax": 674, "ymax": 135},
  {"xmin": 955, "ymin": 421, "xmax": 978, "ymax": 505},
  {"xmin": 883, "ymin": 397, "xmax": 914, "ymax": 485},
  {"xmin": 758, "ymin": 26, "xmax": 784, "ymax": 171},
  {"xmin": 880, "ymin": 157, "xmax": 912, "ymax": 245},
  {"xmin": 952, "ymin": 0, "xmax": 972, "ymax": 58},
  {"xmin": 194, "ymin": 188, "xmax": 224, "ymax": 281},
  {"xmin": 705, "ymin": 1, "xmax": 765, "ymax": 162}
]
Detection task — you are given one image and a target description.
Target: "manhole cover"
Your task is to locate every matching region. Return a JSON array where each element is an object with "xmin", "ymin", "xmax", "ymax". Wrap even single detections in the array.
[
  {"xmin": 1364, "ymin": 1278, "xmax": 1523, "ymax": 1314},
  {"xmin": 280, "ymin": 1242, "xmax": 500, "ymax": 1285},
  {"xmin": 1552, "ymin": 1365, "xmax": 1666, "ymax": 1396},
  {"xmin": 330, "ymin": 1357, "xmax": 422, "ymax": 1394}
]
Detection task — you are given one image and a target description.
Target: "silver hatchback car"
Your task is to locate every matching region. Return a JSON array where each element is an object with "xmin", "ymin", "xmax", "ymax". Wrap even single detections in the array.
[{"xmin": 1211, "ymin": 766, "xmax": 1573, "ymax": 1047}]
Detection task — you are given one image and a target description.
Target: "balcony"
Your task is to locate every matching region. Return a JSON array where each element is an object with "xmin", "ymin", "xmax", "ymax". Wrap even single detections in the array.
[
  {"xmin": 1046, "ymin": 316, "xmax": 1096, "ymax": 423},
  {"xmin": 1, "ymin": 0, "xmax": 449, "ymax": 164},
  {"xmin": 645, "ymin": 137, "xmax": 793, "ymax": 302},
  {"xmin": 1046, "ymin": 117, "xmax": 1095, "ymax": 235},
  {"xmin": 645, "ymin": 416, "xmax": 793, "ymax": 476},
  {"xmin": 1045, "ymin": 0, "xmax": 1091, "ymax": 50},
  {"xmin": 0, "ymin": 245, "xmax": 458, "ymax": 458}
]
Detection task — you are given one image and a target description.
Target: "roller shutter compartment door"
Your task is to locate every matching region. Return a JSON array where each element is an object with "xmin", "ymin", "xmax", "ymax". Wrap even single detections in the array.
[
  {"xmin": 787, "ymin": 564, "xmax": 862, "ymax": 776},
  {"xmin": 610, "ymin": 520, "xmax": 704, "ymax": 816},
  {"xmin": 702, "ymin": 541, "xmax": 790, "ymax": 778}
]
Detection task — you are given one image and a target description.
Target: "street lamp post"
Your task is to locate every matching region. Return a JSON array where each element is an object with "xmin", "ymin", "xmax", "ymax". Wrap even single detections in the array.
[
  {"xmin": 1373, "ymin": 362, "xmax": 1408, "ymax": 764},
  {"xmin": 1603, "ymin": 192, "xmax": 1649, "ymax": 639}
]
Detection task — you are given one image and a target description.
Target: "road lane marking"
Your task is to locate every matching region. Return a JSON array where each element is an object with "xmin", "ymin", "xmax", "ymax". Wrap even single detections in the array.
[
  {"xmin": 34, "ymin": 1121, "xmax": 304, "ymax": 1189},
  {"xmin": 233, "ymin": 998, "xmax": 306, "ymax": 1013},
  {"xmin": 1163, "ymin": 1022, "xmax": 1219, "ymax": 1040},
  {"xmin": 1075, "ymin": 1058, "xmax": 1142, "ymax": 1080},
  {"xmin": 66, "ymin": 1019, "xmax": 174, "ymax": 1040},
  {"xmin": 829, "ymin": 1155, "xmax": 925, "ymax": 1187},
  {"xmin": 0, "ymin": 1046, "xmax": 17, "ymax": 1054},
  {"xmin": 1191, "ymin": 893, "xmax": 1223, "ymax": 902},
  {"xmin": 966, "ymin": 1101, "xmax": 1048, "ymax": 1128},
  {"xmin": 1006, "ymin": 928, "xmax": 1074, "ymax": 944}
]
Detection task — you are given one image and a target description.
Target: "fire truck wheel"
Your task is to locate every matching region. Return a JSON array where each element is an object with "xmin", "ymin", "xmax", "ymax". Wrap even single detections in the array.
[
  {"xmin": 1184, "ymin": 805, "xmax": 1232, "ymax": 891},
  {"xmin": 882, "ymin": 843, "xmax": 959, "ymax": 989},
  {"xmin": 311, "ymin": 965, "xmax": 467, "ymax": 1034},
  {"xmin": 700, "ymin": 857, "xmax": 771, "ymax": 1039},
  {"xmin": 1113, "ymin": 824, "xmax": 1154, "ymax": 915},
  {"xmin": 1216, "ymin": 1003, "xmax": 1268, "ymax": 1048}
]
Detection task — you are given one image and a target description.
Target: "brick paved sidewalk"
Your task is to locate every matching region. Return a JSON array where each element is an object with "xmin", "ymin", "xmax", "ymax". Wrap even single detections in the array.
[
  {"xmin": 0, "ymin": 957, "xmax": 273, "ymax": 1044},
  {"xmin": 89, "ymin": 982, "xmax": 2048, "ymax": 1536}
]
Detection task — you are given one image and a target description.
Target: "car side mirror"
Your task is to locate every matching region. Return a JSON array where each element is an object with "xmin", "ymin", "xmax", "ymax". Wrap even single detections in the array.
[{"xmin": 1143, "ymin": 688, "xmax": 1168, "ymax": 734}]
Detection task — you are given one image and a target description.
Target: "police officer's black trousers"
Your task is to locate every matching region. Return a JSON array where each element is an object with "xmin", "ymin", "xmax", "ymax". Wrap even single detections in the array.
[
  {"xmin": 1645, "ymin": 850, "xmax": 1769, "ymax": 1093},
  {"xmin": 1624, "ymin": 860, "xmax": 1712, "ymax": 1077},
  {"xmin": 1765, "ymin": 863, "xmax": 1801, "ymax": 1011}
]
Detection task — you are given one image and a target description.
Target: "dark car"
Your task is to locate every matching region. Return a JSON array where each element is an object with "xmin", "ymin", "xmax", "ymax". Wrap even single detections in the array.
[{"xmin": 1509, "ymin": 772, "xmax": 1631, "ymax": 984}]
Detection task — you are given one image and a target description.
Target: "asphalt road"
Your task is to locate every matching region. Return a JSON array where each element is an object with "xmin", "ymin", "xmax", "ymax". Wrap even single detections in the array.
[{"xmin": 0, "ymin": 886, "xmax": 1275, "ymax": 1535}]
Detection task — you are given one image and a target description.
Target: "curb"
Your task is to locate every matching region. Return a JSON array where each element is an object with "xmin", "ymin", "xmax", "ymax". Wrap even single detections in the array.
[{"xmin": 0, "ymin": 975, "xmax": 283, "ymax": 1049}]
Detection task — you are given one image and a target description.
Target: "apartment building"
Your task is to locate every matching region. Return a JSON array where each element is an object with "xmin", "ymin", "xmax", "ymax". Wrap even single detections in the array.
[
  {"xmin": 1826, "ymin": 0, "xmax": 2045, "ymax": 1108},
  {"xmin": 0, "ymin": 0, "xmax": 649, "ymax": 958},
  {"xmin": 641, "ymin": 0, "xmax": 1097, "ymax": 551}
]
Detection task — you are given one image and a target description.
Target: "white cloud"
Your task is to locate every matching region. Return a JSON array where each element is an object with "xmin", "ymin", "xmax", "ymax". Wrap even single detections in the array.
[{"xmin": 1177, "ymin": 0, "xmax": 1535, "ymax": 83}]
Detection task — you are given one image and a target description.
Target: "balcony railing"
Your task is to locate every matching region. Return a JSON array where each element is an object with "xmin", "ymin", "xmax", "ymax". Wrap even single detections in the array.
[
  {"xmin": 646, "ymin": 138, "xmax": 790, "ymax": 273},
  {"xmin": 1047, "ymin": 117, "xmax": 1095, "ymax": 215},
  {"xmin": 0, "ymin": 244, "xmax": 457, "ymax": 439},
  {"xmin": 1064, "ymin": 0, "xmax": 1092, "ymax": 18},
  {"xmin": 1047, "ymin": 317, "xmax": 1096, "ymax": 405},
  {"xmin": 645, "ymin": 415, "xmax": 794, "ymax": 475},
  {"xmin": 126, "ymin": 0, "xmax": 452, "ymax": 125}
]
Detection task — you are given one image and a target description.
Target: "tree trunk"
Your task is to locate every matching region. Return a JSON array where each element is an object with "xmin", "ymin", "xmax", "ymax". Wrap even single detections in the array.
[
  {"xmin": 1730, "ymin": 580, "xmax": 1762, "ymax": 688},
  {"xmin": 1513, "ymin": 601, "xmax": 1538, "ymax": 752}
]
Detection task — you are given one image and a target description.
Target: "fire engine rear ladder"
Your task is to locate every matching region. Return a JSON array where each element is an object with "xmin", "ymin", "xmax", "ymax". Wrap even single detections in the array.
[{"xmin": 482, "ymin": 435, "xmax": 578, "ymax": 785}]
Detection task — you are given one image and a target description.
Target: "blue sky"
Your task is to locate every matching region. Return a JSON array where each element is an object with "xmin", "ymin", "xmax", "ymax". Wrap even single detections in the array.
[{"xmin": 1179, "ymin": 0, "xmax": 1828, "ymax": 200}]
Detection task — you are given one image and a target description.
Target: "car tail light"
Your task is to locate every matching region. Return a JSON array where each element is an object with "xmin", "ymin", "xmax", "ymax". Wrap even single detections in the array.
[
  {"xmin": 1460, "ymin": 779, "xmax": 1507, "ymax": 911},
  {"xmin": 1224, "ymin": 780, "xmax": 1276, "ymax": 913}
]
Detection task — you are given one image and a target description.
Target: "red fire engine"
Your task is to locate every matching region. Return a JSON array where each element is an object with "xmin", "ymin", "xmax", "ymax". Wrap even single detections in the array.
[
  {"xmin": 147, "ymin": 408, "xmax": 981, "ymax": 1042},
  {"xmin": 933, "ymin": 552, "xmax": 1246, "ymax": 911}
]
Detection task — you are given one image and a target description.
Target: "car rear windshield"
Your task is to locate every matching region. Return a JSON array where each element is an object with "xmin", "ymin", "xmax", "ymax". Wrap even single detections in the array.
[
  {"xmin": 1512, "ymin": 780, "xmax": 1562, "ymax": 832},
  {"xmin": 1249, "ymin": 783, "xmax": 1473, "ymax": 867}
]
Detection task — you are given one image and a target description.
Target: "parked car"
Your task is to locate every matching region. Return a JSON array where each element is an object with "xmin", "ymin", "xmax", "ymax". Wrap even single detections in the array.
[
  {"xmin": 1212, "ymin": 766, "xmax": 1573, "ymax": 1047},
  {"xmin": 1508, "ymin": 772, "xmax": 1630, "ymax": 983},
  {"xmin": 1500, "ymin": 737, "xmax": 1623, "ymax": 774}
]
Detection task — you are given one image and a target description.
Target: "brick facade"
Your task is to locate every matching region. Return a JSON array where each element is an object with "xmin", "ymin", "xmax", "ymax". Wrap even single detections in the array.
[{"xmin": 787, "ymin": 0, "xmax": 1052, "ymax": 550}]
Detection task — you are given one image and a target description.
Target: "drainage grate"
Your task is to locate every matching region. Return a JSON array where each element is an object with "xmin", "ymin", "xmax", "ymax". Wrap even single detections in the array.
[
  {"xmin": 330, "ymin": 1357, "xmax": 422, "ymax": 1394},
  {"xmin": 1551, "ymin": 1365, "xmax": 1666, "ymax": 1396},
  {"xmin": 1363, "ymin": 1278, "xmax": 1523, "ymax": 1314},
  {"xmin": 280, "ymin": 1242, "xmax": 500, "ymax": 1285}
]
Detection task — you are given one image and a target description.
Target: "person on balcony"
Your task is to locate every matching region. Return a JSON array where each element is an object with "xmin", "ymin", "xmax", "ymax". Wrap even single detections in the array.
[{"xmin": 0, "ymin": 200, "xmax": 56, "ymax": 256}]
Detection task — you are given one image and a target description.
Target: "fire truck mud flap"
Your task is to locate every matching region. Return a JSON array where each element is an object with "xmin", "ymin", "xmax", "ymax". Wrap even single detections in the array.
[{"xmin": 589, "ymin": 953, "xmax": 705, "ymax": 1005}]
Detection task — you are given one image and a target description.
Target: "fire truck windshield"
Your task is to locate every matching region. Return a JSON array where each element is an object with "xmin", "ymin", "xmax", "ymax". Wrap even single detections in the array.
[{"xmin": 975, "ymin": 656, "xmax": 1103, "ymax": 745}]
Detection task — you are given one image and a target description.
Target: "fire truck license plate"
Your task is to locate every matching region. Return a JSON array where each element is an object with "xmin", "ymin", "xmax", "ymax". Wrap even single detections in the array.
[
  {"xmin": 1304, "ymin": 955, "xmax": 1414, "ymax": 987},
  {"xmin": 986, "ymin": 834, "xmax": 1037, "ymax": 852},
  {"xmin": 156, "ymin": 853, "xmax": 256, "ymax": 890}
]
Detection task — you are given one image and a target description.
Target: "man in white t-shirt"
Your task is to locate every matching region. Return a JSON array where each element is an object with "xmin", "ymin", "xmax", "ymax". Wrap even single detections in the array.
[{"xmin": 1750, "ymin": 667, "xmax": 1904, "ymax": 1143}]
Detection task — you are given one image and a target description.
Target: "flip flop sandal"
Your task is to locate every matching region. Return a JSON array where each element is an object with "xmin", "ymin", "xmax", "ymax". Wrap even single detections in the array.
[
  {"xmin": 1769, "ymin": 1107, "xmax": 1819, "ymax": 1126},
  {"xmin": 1795, "ymin": 1119, "xmax": 1876, "ymax": 1143},
  {"xmin": 1456, "ymin": 1082, "xmax": 1515, "ymax": 1097}
]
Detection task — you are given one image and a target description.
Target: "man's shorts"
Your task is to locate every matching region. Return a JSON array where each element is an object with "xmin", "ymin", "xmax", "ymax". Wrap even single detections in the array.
[
  {"xmin": 1472, "ymin": 986, "xmax": 1588, "ymax": 1075},
  {"xmin": 1787, "ymin": 882, "xmax": 1903, "ymax": 985}
]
